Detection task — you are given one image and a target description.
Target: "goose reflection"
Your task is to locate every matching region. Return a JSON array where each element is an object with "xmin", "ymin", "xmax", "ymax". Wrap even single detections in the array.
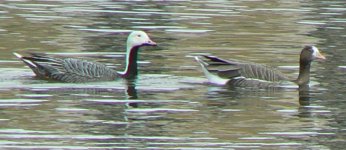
[
  {"xmin": 124, "ymin": 78, "xmax": 139, "ymax": 108},
  {"xmin": 297, "ymin": 84, "xmax": 325, "ymax": 118},
  {"xmin": 298, "ymin": 84, "xmax": 311, "ymax": 106}
]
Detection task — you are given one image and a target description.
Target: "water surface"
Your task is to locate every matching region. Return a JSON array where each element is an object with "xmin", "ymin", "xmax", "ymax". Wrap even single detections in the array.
[{"xmin": 0, "ymin": 0, "xmax": 345, "ymax": 149}]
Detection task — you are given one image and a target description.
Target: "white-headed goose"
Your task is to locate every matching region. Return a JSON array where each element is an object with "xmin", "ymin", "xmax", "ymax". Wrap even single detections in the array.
[
  {"xmin": 13, "ymin": 31, "xmax": 157, "ymax": 83},
  {"xmin": 195, "ymin": 46, "xmax": 326, "ymax": 88}
]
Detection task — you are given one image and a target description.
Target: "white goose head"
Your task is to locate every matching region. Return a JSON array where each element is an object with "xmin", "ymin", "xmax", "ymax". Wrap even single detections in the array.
[
  {"xmin": 119, "ymin": 31, "xmax": 157, "ymax": 78},
  {"xmin": 126, "ymin": 31, "xmax": 157, "ymax": 49}
]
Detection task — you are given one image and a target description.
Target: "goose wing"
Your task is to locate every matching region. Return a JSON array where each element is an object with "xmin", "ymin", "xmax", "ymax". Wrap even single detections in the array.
[
  {"xmin": 202, "ymin": 55, "xmax": 288, "ymax": 82},
  {"xmin": 16, "ymin": 53, "xmax": 118, "ymax": 82},
  {"xmin": 196, "ymin": 55, "xmax": 290, "ymax": 87},
  {"xmin": 55, "ymin": 58, "xmax": 118, "ymax": 82}
]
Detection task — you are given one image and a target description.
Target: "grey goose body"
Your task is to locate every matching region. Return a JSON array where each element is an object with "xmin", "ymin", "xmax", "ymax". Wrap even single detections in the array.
[
  {"xmin": 13, "ymin": 31, "xmax": 157, "ymax": 83},
  {"xmin": 195, "ymin": 46, "xmax": 326, "ymax": 88}
]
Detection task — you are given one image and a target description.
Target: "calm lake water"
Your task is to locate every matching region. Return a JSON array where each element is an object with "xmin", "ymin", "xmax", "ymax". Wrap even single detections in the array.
[{"xmin": 0, "ymin": 0, "xmax": 345, "ymax": 149}]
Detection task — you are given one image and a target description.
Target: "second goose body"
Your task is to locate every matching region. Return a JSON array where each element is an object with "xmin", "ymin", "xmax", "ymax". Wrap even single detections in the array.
[
  {"xmin": 195, "ymin": 46, "xmax": 326, "ymax": 88},
  {"xmin": 13, "ymin": 31, "xmax": 157, "ymax": 83}
]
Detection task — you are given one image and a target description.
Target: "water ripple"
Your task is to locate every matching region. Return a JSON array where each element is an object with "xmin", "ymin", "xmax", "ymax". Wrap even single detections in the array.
[
  {"xmin": 126, "ymin": 108, "xmax": 199, "ymax": 113},
  {"xmin": 0, "ymin": 99, "xmax": 48, "ymax": 107},
  {"xmin": 83, "ymin": 99, "xmax": 192, "ymax": 104}
]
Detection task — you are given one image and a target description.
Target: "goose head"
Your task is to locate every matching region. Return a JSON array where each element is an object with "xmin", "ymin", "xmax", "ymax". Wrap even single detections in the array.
[
  {"xmin": 126, "ymin": 31, "xmax": 157, "ymax": 49},
  {"xmin": 119, "ymin": 31, "xmax": 156, "ymax": 78},
  {"xmin": 296, "ymin": 45, "xmax": 326, "ymax": 86},
  {"xmin": 300, "ymin": 45, "xmax": 326, "ymax": 63}
]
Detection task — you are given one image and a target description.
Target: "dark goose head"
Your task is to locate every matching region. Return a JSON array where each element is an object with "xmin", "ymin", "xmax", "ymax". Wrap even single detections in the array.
[
  {"xmin": 296, "ymin": 45, "xmax": 326, "ymax": 86},
  {"xmin": 118, "ymin": 31, "xmax": 157, "ymax": 79}
]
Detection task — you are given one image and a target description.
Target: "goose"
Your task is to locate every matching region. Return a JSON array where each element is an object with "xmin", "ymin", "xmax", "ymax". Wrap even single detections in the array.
[
  {"xmin": 13, "ymin": 30, "xmax": 157, "ymax": 83},
  {"xmin": 195, "ymin": 46, "xmax": 326, "ymax": 88}
]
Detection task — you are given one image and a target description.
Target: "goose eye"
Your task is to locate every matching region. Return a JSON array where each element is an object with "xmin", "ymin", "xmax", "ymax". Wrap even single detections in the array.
[{"xmin": 137, "ymin": 34, "xmax": 141, "ymax": 37}]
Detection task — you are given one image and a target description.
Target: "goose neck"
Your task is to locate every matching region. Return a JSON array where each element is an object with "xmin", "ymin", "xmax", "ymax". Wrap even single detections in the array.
[
  {"xmin": 296, "ymin": 59, "xmax": 311, "ymax": 86},
  {"xmin": 119, "ymin": 46, "xmax": 140, "ymax": 79}
]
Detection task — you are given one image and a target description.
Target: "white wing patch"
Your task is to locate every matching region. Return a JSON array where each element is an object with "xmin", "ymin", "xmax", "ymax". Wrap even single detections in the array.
[
  {"xmin": 195, "ymin": 56, "xmax": 229, "ymax": 85},
  {"xmin": 13, "ymin": 52, "xmax": 38, "ymax": 68}
]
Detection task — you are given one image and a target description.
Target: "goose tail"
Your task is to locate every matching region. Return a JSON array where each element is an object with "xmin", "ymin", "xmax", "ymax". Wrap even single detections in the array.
[
  {"xmin": 13, "ymin": 52, "xmax": 38, "ymax": 68},
  {"xmin": 194, "ymin": 56, "xmax": 229, "ymax": 85}
]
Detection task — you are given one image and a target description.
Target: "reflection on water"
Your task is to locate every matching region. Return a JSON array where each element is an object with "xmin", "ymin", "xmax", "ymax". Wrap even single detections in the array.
[{"xmin": 0, "ymin": 0, "xmax": 345, "ymax": 149}]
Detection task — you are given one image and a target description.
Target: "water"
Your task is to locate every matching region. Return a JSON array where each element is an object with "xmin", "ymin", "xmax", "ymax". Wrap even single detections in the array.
[{"xmin": 0, "ymin": 0, "xmax": 345, "ymax": 149}]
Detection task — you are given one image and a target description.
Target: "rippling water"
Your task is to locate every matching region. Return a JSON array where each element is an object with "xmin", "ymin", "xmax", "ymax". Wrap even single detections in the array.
[{"xmin": 0, "ymin": 0, "xmax": 345, "ymax": 149}]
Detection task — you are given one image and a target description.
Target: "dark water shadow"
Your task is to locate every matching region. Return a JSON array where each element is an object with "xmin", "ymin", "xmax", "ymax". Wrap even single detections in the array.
[
  {"xmin": 298, "ymin": 84, "xmax": 312, "ymax": 106},
  {"xmin": 296, "ymin": 84, "xmax": 331, "ymax": 119},
  {"xmin": 123, "ymin": 78, "xmax": 139, "ymax": 108},
  {"xmin": 203, "ymin": 83, "xmax": 327, "ymax": 113}
]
